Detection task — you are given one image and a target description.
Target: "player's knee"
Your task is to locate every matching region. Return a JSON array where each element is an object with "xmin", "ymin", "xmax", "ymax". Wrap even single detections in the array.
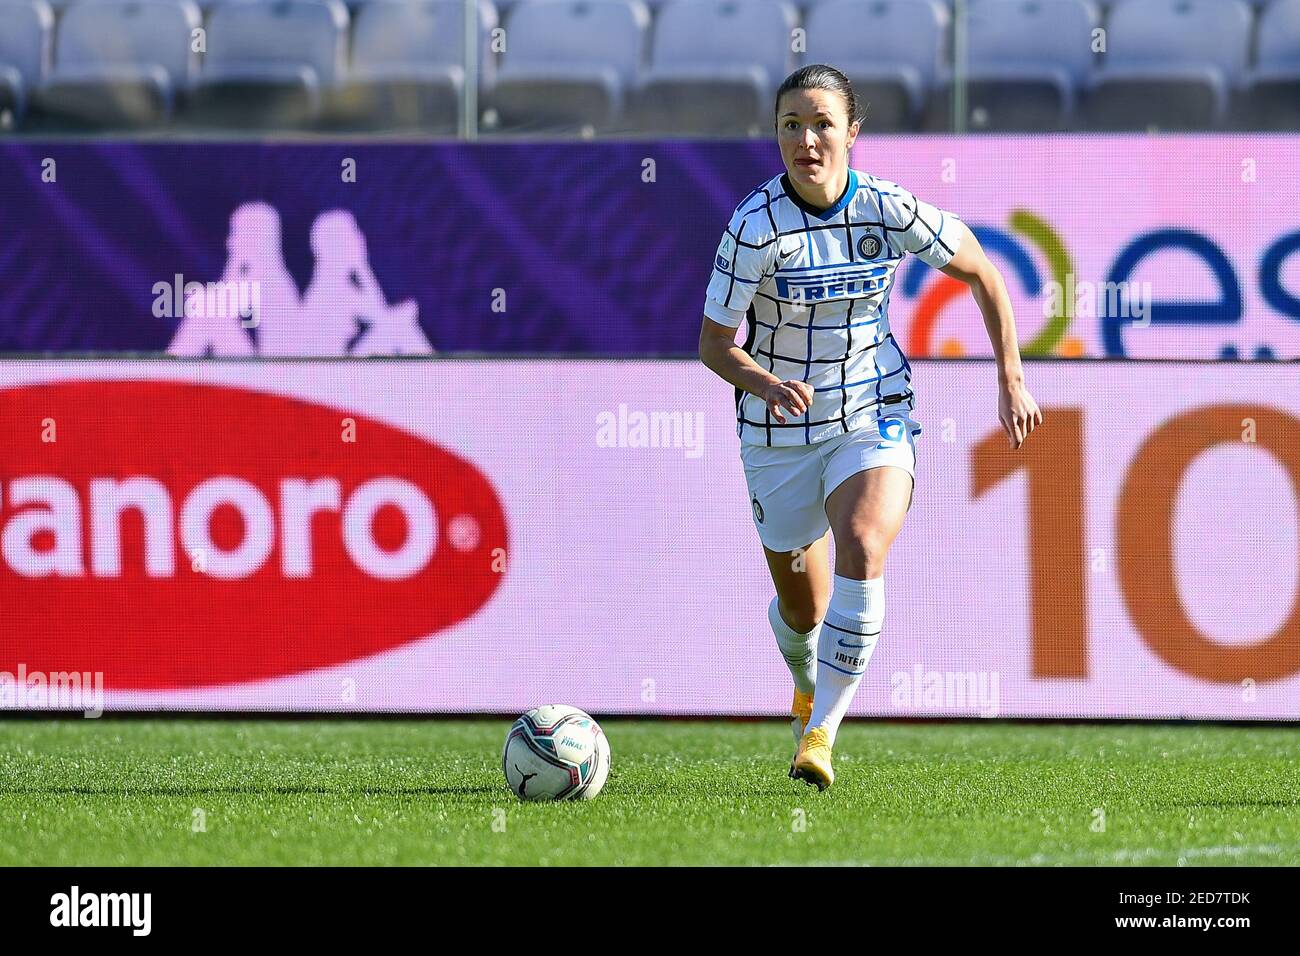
[{"xmin": 837, "ymin": 532, "xmax": 889, "ymax": 578}]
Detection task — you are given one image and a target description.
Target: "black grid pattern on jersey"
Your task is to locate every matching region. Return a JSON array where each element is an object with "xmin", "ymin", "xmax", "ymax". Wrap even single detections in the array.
[{"xmin": 715, "ymin": 174, "xmax": 941, "ymax": 446}]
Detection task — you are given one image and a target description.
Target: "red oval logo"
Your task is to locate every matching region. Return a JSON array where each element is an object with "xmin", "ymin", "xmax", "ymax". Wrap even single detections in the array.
[{"xmin": 0, "ymin": 380, "xmax": 508, "ymax": 689}]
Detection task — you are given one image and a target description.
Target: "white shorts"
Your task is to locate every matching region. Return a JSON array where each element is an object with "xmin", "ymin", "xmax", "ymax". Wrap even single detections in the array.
[{"xmin": 740, "ymin": 413, "xmax": 920, "ymax": 553}]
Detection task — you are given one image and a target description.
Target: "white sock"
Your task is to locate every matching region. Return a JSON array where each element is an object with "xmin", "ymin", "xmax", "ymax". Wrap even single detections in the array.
[
  {"xmin": 808, "ymin": 575, "xmax": 884, "ymax": 746},
  {"xmin": 768, "ymin": 596, "xmax": 818, "ymax": 696}
]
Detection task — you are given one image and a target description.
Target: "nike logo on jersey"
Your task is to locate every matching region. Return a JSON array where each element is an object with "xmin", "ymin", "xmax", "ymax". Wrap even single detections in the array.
[{"xmin": 777, "ymin": 237, "xmax": 803, "ymax": 265}]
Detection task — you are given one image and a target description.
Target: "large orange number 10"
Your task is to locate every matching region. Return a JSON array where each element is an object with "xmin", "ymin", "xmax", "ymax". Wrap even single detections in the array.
[{"xmin": 972, "ymin": 405, "xmax": 1300, "ymax": 684}]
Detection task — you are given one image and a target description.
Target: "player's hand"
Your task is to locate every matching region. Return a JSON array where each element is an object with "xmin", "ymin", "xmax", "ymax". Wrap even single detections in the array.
[
  {"xmin": 999, "ymin": 378, "xmax": 1042, "ymax": 449},
  {"xmin": 763, "ymin": 380, "xmax": 814, "ymax": 424}
]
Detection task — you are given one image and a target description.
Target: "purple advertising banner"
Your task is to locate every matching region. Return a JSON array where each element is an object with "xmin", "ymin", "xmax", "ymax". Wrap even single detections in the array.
[
  {"xmin": 0, "ymin": 140, "xmax": 777, "ymax": 355},
  {"xmin": 2, "ymin": 137, "xmax": 1298, "ymax": 358}
]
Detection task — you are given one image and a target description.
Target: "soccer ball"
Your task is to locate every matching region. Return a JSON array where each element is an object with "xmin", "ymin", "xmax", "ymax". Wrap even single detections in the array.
[{"xmin": 502, "ymin": 705, "xmax": 611, "ymax": 801}]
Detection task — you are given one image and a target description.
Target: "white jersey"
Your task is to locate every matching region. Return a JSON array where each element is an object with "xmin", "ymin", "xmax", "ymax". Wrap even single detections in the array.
[{"xmin": 704, "ymin": 168, "xmax": 963, "ymax": 446}]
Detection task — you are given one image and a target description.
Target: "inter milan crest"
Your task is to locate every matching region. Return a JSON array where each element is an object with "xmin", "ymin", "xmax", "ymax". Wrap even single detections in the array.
[
  {"xmin": 857, "ymin": 234, "xmax": 882, "ymax": 259},
  {"xmin": 752, "ymin": 496, "xmax": 765, "ymax": 523}
]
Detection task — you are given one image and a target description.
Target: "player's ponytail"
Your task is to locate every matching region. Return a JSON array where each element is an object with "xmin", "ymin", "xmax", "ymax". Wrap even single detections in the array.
[{"xmin": 774, "ymin": 65, "xmax": 864, "ymax": 129}]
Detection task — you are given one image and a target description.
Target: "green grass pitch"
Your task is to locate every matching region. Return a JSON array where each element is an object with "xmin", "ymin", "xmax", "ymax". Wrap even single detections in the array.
[{"xmin": 2, "ymin": 719, "xmax": 1298, "ymax": 866}]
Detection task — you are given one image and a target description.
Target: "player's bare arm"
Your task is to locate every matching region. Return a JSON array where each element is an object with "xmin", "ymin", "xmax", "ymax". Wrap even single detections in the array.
[
  {"xmin": 939, "ymin": 225, "xmax": 1044, "ymax": 449},
  {"xmin": 698, "ymin": 317, "xmax": 814, "ymax": 424}
]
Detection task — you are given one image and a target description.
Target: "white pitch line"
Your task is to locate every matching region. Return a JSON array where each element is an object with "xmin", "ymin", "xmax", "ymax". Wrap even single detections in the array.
[{"xmin": 779, "ymin": 843, "xmax": 1289, "ymax": 867}]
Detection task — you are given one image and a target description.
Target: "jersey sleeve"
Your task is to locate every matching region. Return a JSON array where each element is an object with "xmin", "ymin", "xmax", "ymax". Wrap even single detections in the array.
[
  {"xmin": 878, "ymin": 183, "xmax": 964, "ymax": 270},
  {"xmin": 703, "ymin": 203, "xmax": 776, "ymax": 328}
]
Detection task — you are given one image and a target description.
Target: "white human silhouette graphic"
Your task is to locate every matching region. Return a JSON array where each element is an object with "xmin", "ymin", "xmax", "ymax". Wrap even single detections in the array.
[
  {"xmin": 168, "ymin": 202, "xmax": 301, "ymax": 358},
  {"xmin": 300, "ymin": 209, "xmax": 433, "ymax": 357},
  {"xmin": 169, "ymin": 203, "xmax": 430, "ymax": 357}
]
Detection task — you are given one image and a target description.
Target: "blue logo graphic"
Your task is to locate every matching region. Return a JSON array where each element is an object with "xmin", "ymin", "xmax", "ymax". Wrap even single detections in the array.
[
  {"xmin": 774, "ymin": 264, "xmax": 888, "ymax": 303},
  {"xmin": 875, "ymin": 417, "xmax": 906, "ymax": 449}
]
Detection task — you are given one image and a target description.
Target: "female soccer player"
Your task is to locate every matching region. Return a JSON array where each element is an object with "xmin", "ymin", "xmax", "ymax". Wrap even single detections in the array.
[{"xmin": 699, "ymin": 64, "xmax": 1042, "ymax": 790}]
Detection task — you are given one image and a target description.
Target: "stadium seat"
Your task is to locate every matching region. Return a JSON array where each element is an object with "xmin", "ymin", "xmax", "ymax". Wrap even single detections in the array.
[
  {"xmin": 0, "ymin": 0, "xmax": 54, "ymax": 130},
  {"xmin": 804, "ymin": 0, "xmax": 948, "ymax": 132},
  {"xmin": 488, "ymin": 0, "xmax": 649, "ymax": 134},
  {"xmin": 629, "ymin": 0, "xmax": 798, "ymax": 135},
  {"xmin": 486, "ymin": 0, "xmax": 526, "ymax": 17},
  {"xmin": 925, "ymin": 0, "xmax": 1097, "ymax": 132},
  {"xmin": 33, "ymin": 0, "xmax": 201, "ymax": 132},
  {"xmin": 330, "ymin": 0, "xmax": 498, "ymax": 133},
  {"xmin": 185, "ymin": 0, "xmax": 350, "ymax": 130},
  {"xmin": 1081, "ymin": 0, "xmax": 1252, "ymax": 131},
  {"xmin": 1237, "ymin": 0, "xmax": 1300, "ymax": 130}
]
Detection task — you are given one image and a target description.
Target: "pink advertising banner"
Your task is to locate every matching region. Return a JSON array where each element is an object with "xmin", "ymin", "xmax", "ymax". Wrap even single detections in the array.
[
  {"xmin": 0, "ymin": 359, "xmax": 1295, "ymax": 719},
  {"xmin": 853, "ymin": 136, "xmax": 1300, "ymax": 362}
]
